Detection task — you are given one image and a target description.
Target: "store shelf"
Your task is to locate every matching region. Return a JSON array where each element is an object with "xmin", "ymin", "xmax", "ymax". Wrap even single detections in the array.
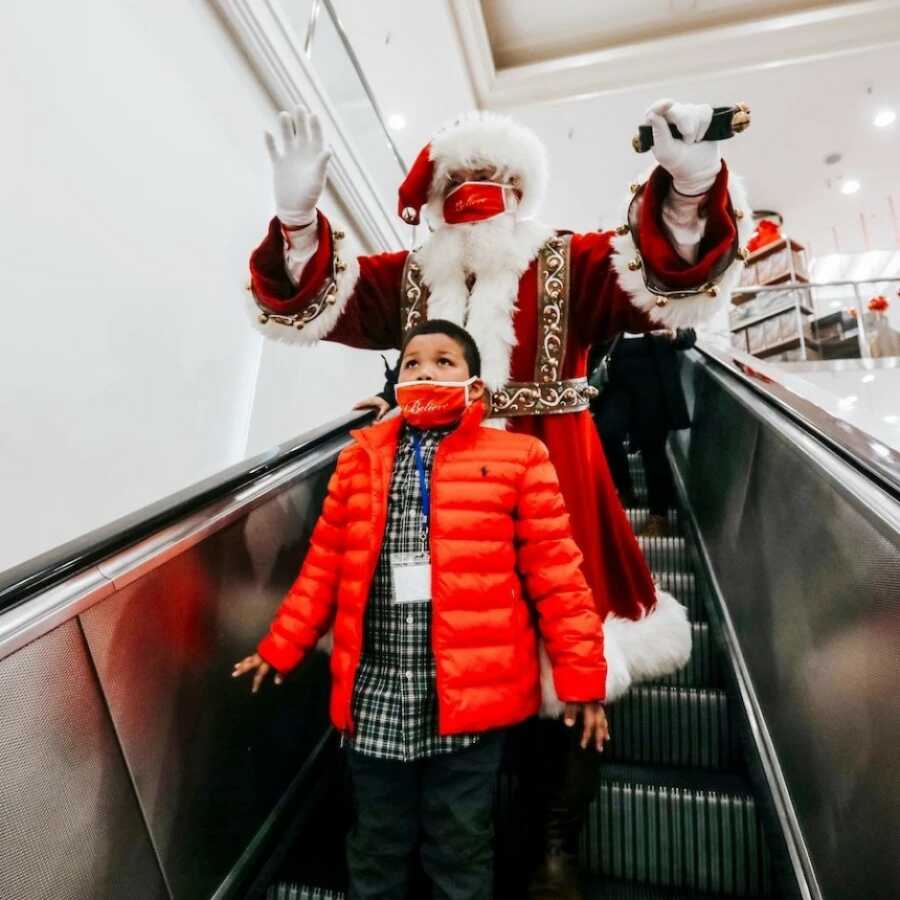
[
  {"xmin": 754, "ymin": 336, "xmax": 803, "ymax": 358},
  {"xmin": 730, "ymin": 303, "xmax": 814, "ymax": 333}
]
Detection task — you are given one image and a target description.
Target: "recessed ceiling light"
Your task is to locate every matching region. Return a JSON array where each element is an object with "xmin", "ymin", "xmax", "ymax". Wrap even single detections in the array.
[
  {"xmin": 874, "ymin": 109, "xmax": 896, "ymax": 128},
  {"xmin": 841, "ymin": 179, "xmax": 861, "ymax": 195},
  {"xmin": 387, "ymin": 114, "xmax": 406, "ymax": 130},
  {"xmin": 884, "ymin": 414, "xmax": 899, "ymax": 425},
  {"xmin": 862, "ymin": 374, "xmax": 875, "ymax": 383}
]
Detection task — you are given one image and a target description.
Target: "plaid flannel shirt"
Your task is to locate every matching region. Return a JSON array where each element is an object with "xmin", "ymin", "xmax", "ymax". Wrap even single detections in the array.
[{"xmin": 350, "ymin": 425, "xmax": 480, "ymax": 761}]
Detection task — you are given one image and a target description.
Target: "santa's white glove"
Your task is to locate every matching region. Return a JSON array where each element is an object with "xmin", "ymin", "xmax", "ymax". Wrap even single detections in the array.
[
  {"xmin": 646, "ymin": 99, "xmax": 720, "ymax": 196},
  {"xmin": 265, "ymin": 107, "xmax": 332, "ymax": 227}
]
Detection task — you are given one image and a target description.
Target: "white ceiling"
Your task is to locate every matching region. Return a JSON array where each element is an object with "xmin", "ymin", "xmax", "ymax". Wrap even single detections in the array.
[
  {"xmin": 482, "ymin": 0, "xmax": 838, "ymax": 69},
  {"xmin": 447, "ymin": 0, "xmax": 900, "ymax": 257},
  {"xmin": 452, "ymin": 0, "xmax": 900, "ymax": 108},
  {"xmin": 511, "ymin": 45, "xmax": 900, "ymax": 256}
]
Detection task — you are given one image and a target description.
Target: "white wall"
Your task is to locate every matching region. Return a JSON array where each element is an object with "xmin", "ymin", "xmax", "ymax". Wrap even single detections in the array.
[{"xmin": 0, "ymin": 0, "xmax": 382, "ymax": 570}]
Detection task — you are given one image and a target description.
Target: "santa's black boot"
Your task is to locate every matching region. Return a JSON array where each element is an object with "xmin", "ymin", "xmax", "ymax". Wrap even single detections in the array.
[{"xmin": 526, "ymin": 719, "xmax": 601, "ymax": 900}]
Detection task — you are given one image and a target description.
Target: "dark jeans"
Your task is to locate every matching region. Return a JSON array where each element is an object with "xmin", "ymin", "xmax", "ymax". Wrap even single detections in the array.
[{"xmin": 346, "ymin": 731, "xmax": 506, "ymax": 900}]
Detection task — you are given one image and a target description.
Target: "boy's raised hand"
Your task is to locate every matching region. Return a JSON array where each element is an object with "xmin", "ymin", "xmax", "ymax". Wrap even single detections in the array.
[
  {"xmin": 564, "ymin": 701, "xmax": 610, "ymax": 752},
  {"xmin": 232, "ymin": 653, "xmax": 284, "ymax": 693}
]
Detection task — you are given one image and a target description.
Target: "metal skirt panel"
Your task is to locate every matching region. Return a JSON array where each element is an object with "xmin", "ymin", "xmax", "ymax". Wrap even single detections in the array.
[
  {"xmin": 79, "ymin": 469, "xmax": 335, "ymax": 900},
  {"xmin": 674, "ymin": 353, "xmax": 900, "ymax": 899},
  {"xmin": 0, "ymin": 618, "xmax": 168, "ymax": 900}
]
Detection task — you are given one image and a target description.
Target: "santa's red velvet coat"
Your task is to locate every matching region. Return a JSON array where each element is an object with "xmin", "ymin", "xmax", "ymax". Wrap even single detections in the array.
[{"xmin": 249, "ymin": 162, "xmax": 751, "ymax": 704}]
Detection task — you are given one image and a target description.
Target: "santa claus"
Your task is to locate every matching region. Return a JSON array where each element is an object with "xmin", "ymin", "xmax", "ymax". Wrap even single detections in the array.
[{"xmin": 248, "ymin": 100, "xmax": 751, "ymax": 896}]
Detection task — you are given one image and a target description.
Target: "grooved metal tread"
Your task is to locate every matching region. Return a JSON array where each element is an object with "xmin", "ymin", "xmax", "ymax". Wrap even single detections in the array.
[
  {"xmin": 606, "ymin": 686, "xmax": 740, "ymax": 770},
  {"xmin": 655, "ymin": 623, "xmax": 721, "ymax": 688},
  {"xmin": 654, "ymin": 571, "xmax": 703, "ymax": 621},
  {"xmin": 583, "ymin": 765, "xmax": 772, "ymax": 896},
  {"xmin": 266, "ymin": 886, "xmax": 344, "ymax": 900},
  {"xmin": 627, "ymin": 507, "xmax": 683, "ymax": 534},
  {"xmin": 266, "ymin": 880, "xmax": 777, "ymax": 900},
  {"xmin": 583, "ymin": 877, "xmax": 776, "ymax": 899},
  {"xmin": 638, "ymin": 536, "xmax": 690, "ymax": 574}
]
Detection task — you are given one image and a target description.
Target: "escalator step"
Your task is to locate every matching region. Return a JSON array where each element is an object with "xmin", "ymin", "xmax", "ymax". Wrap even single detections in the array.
[
  {"xmin": 605, "ymin": 686, "xmax": 740, "ymax": 770},
  {"xmin": 580, "ymin": 772, "xmax": 772, "ymax": 896},
  {"xmin": 266, "ymin": 886, "xmax": 344, "ymax": 900},
  {"xmin": 656, "ymin": 623, "xmax": 721, "ymax": 689},
  {"xmin": 582, "ymin": 876, "xmax": 772, "ymax": 899},
  {"xmin": 637, "ymin": 536, "xmax": 690, "ymax": 574},
  {"xmin": 264, "ymin": 878, "xmax": 775, "ymax": 900},
  {"xmin": 627, "ymin": 508, "xmax": 682, "ymax": 535},
  {"xmin": 653, "ymin": 571, "xmax": 703, "ymax": 622},
  {"xmin": 627, "ymin": 486, "xmax": 649, "ymax": 507}
]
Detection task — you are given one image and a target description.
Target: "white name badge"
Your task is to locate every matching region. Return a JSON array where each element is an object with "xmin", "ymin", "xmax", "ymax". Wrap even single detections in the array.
[{"xmin": 391, "ymin": 552, "xmax": 432, "ymax": 604}]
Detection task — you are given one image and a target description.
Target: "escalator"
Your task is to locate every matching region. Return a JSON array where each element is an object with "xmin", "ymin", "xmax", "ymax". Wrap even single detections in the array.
[
  {"xmin": 0, "ymin": 346, "xmax": 896, "ymax": 900},
  {"xmin": 263, "ymin": 450, "xmax": 774, "ymax": 900}
]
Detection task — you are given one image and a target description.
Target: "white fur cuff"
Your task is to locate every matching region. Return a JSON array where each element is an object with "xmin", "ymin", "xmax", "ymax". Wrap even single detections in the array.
[{"xmin": 610, "ymin": 172, "xmax": 754, "ymax": 330}]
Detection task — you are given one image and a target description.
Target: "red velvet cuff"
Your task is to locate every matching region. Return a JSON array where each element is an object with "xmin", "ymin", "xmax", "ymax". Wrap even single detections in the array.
[
  {"xmin": 637, "ymin": 162, "xmax": 737, "ymax": 290},
  {"xmin": 249, "ymin": 210, "xmax": 335, "ymax": 315}
]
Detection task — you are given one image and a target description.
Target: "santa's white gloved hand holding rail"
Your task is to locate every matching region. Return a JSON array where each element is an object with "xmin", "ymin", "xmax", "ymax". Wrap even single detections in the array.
[
  {"xmin": 647, "ymin": 99, "xmax": 721, "ymax": 196},
  {"xmin": 265, "ymin": 106, "xmax": 331, "ymax": 227}
]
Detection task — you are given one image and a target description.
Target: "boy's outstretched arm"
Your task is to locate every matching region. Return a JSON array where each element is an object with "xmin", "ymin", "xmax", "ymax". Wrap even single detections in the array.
[
  {"xmin": 515, "ymin": 440, "xmax": 610, "ymax": 749},
  {"xmin": 233, "ymin": 457, "xmax": 349, "ymax": 691}
]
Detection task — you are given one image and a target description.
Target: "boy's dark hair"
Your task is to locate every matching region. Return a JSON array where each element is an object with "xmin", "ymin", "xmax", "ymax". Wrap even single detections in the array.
[{"xmin": 400, "ymin": 319, "xmax": 482, "ymax": 378}]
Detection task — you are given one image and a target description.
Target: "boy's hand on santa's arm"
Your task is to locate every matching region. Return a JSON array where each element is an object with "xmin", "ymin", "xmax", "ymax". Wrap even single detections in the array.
[
  {"xmin": 564, "ymin": 701, "xmax": 611, "ymax": 752},
  {"xmin": 264, "ymin": 107, "xmax": 332, "ymax": 226},
  {"xmin": 232, "ymin": 653, "xmax": 284, "ymax": 693},
  {"xmin": 646, "ymin": 99, "xmax": 721, "ymax": 196}
]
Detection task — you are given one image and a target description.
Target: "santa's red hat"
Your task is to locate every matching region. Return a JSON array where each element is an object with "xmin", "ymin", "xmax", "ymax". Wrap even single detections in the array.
[{"xmin": 397, "ymin": 111, "xmax": 549, "ymax": 226}]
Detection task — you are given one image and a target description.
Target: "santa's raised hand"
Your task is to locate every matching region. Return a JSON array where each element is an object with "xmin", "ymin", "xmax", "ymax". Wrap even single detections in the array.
[
  {"xmin": 265, "ymin": 107, "xmax": 332, "ymax": 226},
  {"xmin": 646, "ymin": 99, "xmax": 721, "ymax": 196}
]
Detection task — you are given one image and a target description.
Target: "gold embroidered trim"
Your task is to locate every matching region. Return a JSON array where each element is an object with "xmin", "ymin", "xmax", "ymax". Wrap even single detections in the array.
[
  {"xmin": 490, "ymin": 377, "xmax": 597, "ymax": 418},
  {"xmin": 535, "ymin": 234, "xmax": 571, "ymax": 384},
  {"xmin": 256, "ymin": 229, "xmax": 347, "ymax": 331},
  {"xmin": 399, "ymin": 253, "xmax": 429, "ymax": 339}
]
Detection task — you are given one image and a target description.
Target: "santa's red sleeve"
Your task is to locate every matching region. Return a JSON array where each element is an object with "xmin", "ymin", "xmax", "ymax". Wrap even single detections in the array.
[
  {"xmin": 571, "ymin": 162, "xmax": 753, "ymax": 344},
  {"xmin": 248, "ymin": 210, "xmax": 407, "ymax": 350}
]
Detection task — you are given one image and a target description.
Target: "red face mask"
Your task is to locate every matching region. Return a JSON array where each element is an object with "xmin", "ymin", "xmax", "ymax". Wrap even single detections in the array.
[
  {"xmin": 443, "ymin": 181, "xmax": 512, "ymax": 225},
  {"xmin": 395, "ymin": 378, "xmax": 478, "ymax": 428}
]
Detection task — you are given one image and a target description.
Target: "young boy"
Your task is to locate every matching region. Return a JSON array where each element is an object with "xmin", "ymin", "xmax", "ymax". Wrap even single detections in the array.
[{"xmin": 233, "ymin": 320, "xmax": 609, "ymax": 900}]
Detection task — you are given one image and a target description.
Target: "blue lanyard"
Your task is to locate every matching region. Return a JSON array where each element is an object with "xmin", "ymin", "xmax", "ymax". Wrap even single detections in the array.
[{"xmin": 410, "ymin": 433, "xmax": 430, "ymax": 531}]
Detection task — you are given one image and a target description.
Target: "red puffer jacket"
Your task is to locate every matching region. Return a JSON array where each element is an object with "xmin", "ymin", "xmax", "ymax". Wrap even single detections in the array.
[{"xmin": 257, "ymin": 401, "xmax": 607, "ymax": 735}]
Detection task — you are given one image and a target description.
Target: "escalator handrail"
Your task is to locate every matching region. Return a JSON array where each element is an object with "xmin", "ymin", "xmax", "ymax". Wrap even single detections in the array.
[
  {"xmin": 694, "ymin": 341, "xmax": 900, "ymax": 500},
  {"xmin": 0, "ymin": 409, "xmax": 374, "ymax": 615}
]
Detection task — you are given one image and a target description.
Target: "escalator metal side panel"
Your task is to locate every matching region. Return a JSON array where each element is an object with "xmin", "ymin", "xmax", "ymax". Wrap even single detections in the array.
[
  {"xmin": 79, "ymin": 460, "xmax": 337, "ymax": 900},
  {"xmin": 0, "ymin": 436, "xmax": 350, "ymax": 900},
  {"xmin": 0, "ymin": 617, "xmax": 169, "ymax": 900},
  {"xmin": 671, "ymin": 352, "xmax": 900, "ymax": 900}
]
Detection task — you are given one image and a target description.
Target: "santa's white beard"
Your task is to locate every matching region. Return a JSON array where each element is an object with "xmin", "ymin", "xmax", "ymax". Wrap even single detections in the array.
[{"xmin": 416, "ymin": 213, "xmax": 554, "ymax": 392}]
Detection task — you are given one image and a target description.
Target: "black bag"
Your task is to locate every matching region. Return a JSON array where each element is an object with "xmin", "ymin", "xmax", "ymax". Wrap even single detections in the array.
[{"xmin": 588, "ymin": 333, "xmax": 622, "ymax": 394}]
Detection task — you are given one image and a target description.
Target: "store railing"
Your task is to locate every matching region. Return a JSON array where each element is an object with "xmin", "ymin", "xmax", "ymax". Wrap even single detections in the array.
[{"xmin": 725, "ymin": 275, "xmax": 900, "ymax": 361}]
